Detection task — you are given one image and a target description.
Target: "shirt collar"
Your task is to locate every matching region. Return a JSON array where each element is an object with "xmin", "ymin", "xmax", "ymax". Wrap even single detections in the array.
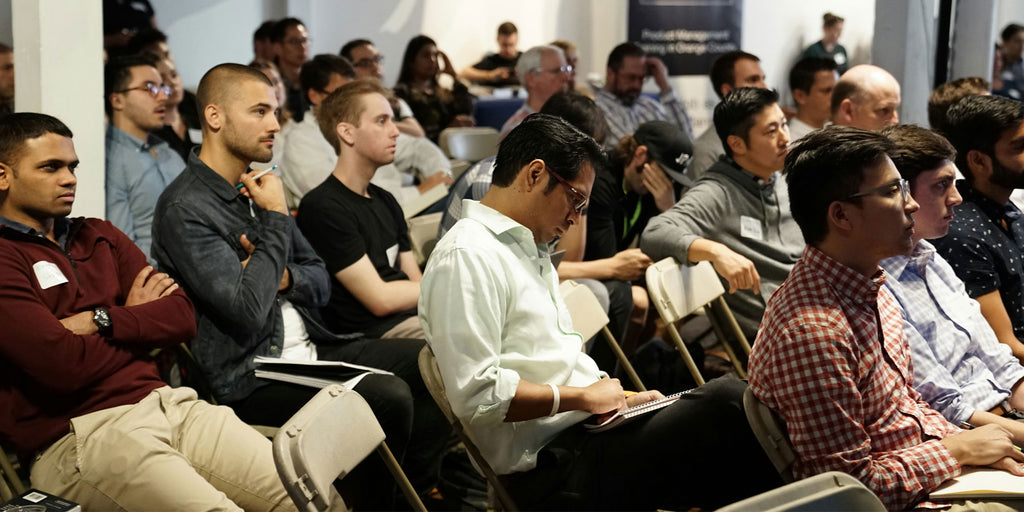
[
  {"xmin": 879, "ymin": 239, "xmax": 936, "ymax": 280},
  {"xmin": 0, "ymin": 214, "xmax": 71, "ymax": 246},
  {"xmin": 463, "ymin": 199, "xmax": 550, "ymax": 257},
  {"xmin": 107, "ymin": 124, "xmax": 168, "ymax": 152},
  {"xmin": 804, "ymin": 245, "xmax": 886, "ymax": 305},
  {"xmin": 187, "ymin": 147, "xmax": 249, "ymax": 203}
]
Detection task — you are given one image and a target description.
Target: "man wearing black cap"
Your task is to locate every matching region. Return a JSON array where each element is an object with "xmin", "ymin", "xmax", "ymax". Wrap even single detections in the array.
[{"xmin": 641, "ymin": 88, "xmax": 803, "ymax": 339}]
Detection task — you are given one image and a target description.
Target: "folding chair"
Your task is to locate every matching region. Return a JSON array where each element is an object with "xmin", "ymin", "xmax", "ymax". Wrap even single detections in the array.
[
  {"xmin": 646, "ymin": 257, "xmax": 753, "ymax": 385},
  {"xmin": 273, "ymin": 384, "xmax": 426, "ymax": 512},
  {"xmin": 438, "ymin": 127, "xmax": 499, "ymax": 163},
  {"xmin": 407, "ymin": 212, "xmax": 444, "ymax": 266},
  {"xmin": 716, "ymin": 471, "xmax": 885, "ymax": 511},
  {"xmin": 418, "ymin": 346, "xmax": 518, "ymax": 511},
  {"xmin": 743, "ymin": 387, "xmax": 797, "ymax": 484},
  {"xmin": 0, "ymin": 443, "xmax": 26, "ymax": 502},
  {"xmin": 558, "ymin": 279, "xmax": 646, "ymax": 391}
]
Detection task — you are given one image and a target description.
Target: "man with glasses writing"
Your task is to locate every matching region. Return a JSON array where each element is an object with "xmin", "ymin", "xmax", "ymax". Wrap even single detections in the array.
[
  {"xmin": 499, "ymin": 45, "xmax": 569, "ymax": 138},
  {"xmin": 104, "ymin": 54, "xmax": 183, "ymax": 262}
]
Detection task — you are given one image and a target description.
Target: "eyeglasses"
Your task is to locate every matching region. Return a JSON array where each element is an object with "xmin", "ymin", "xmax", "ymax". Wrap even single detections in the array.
[
  {"xmin": 532, "ymin": 65, "xmax": 573, "ymax": 75},
  {"xmin": 846, "ymin": 178, "xmax": 911, "ymax": 204},
  {"xmin": 354, "ymin": 55, "xmax": 384, "ymax": 68},
  {"xmin": 546, "ymin": 167, "xmax": 587, "ymax": 213},
  {"xmin": 284, "ymin": 37, "xmax": 311, "ymax": 47},
  {"xmin": 117, "ymin": 82, "xmax": 172, "ymax": 98}
]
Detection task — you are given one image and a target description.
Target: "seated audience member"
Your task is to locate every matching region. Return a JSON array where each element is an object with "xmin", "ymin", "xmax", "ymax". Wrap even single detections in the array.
[
  {"xmin": 500, "ymin": 45, "xmax": 569, "ymax": 138},
  {"xmin": 934, "ymin": 95, "xmax": 1024, "ymax": 362},
  {"xmin": 271, "ymin": 17, "xmax": 311, "ymax": 122},
  {"xmin": 341, "ymin": 38, "xmax": 426, "ymax": 137},
  {"xmin": 120, "ymin": 26, "xmax": 169, "ymax": 60},
  {"xmin": 595, "ymin": 42, "xmax": 693, "ymax": 150},
  {"xmin": 297, "ymin": 80, "xmax": 425, "ymax": 339},
  {"xmin": 642, "ymin": 88, "xmax": 802, "ymax": 339},
  {"xmin": 252, "ymin": 20, "xmax": 276, "ymax": 62},
  {"xmin": 250, "ymin": 59, "xmax": 292, "ymax": 127},
  {"xmin": 995, "ymin": 23, "xmax": 1024, "ymax": 100},
  {"xmin": 104, "ymin": 54, "xmax": 184, "ymax": 261},
  {"xmin": 689, "ymin": 50, "xmax": 767, "ymax": 179},
  {"xmin": 880, "ymin": 124, "xmax": 1024, "ymax": 442},
  {"xmin": 550, "ymin": 39, "xmax": 592, "ymax": 98},
  {"xmin": 421, "ymin": 113, "xmax": 779, "ymax": 510},
  {"xmin": 102, "ymin": 0, "xmax": 156, "ymax": 51},
  {"xmin": 750, "ymin": 125, "xmax": 1024, "ymax": 511},
  {"xmin": 152, "ymin": 64, "xmax": 446, "ymax": 507},
  {"xmin": 799, "ymin": 12, "xmax": 849, "ymax": 73},
  {"xmin": 928, "ymin": 76, "xmax": 990, "ymax": 134},
  {"xmin": 152, "ymin": 56, "xmax": 195, "ymax": 161},
  {"xmin": 0, "ymin": 112, "xmax": 294, "ymax": 511},
  {"xmin": 394, "ymin": 35, "xmax": 475, "ymax": 143},
  {"xmin": 126, "ymin": 28, "xmax": 202, "ymax": 137},
  {"xmin": 787, "ymin": 57, "xmax": 839, "ymax": 141},
  {"xmin": 830, "ymin": 64, "xmax": 901, "ymax": 130},
  {"xmin": 458, "ymin": 21, "xmax": 521, "ymax": 87},
  {"xmin": 0, "ymin": 44, "xmax": 13, "ymax": 115}
]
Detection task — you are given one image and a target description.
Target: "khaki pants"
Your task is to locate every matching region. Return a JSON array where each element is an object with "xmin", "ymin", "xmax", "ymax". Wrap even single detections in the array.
[
  {"xmin": 381, "ymin": 315, "xmax": 425, "ymax": 339},
  {"xmin": 31, "ymin": 386, "xmax": 296, "ymax": 512}
]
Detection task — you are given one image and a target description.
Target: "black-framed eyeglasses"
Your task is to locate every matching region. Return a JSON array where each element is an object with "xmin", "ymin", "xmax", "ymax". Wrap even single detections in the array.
[
  {"xmin": 846, "ymin": 178, "xmax": 911, "ymax": 204},
  {"xmin": 354, "ymin": 55, "xmax": 384, "ymax": 68},
  {"xmin": 532, "ymin": 65, "xmax": 573, "ymax": 75},
  {"xmin": 546, "ymin": 167, "xmax": 587, "ymax": 213},
  {"xmin": 117, "ymin": 82, "xmax": 171, "ymax": 98}
]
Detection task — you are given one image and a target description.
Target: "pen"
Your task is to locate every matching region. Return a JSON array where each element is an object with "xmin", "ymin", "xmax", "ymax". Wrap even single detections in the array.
[
  {"xmin": 960, "ymin": 421, "xmax": 1023, "ymax": 452},
  {"xmin": 236, "ymin": 165, "xmax": 277, "ymax": 190}
]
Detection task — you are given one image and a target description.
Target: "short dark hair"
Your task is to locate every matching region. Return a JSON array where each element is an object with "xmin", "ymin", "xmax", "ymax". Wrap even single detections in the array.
[
  {"xmin": 497, "ymin": 22, "xmax": 518, "ymax": 37},
  {"xmin": 944, "ymin": 94, "xmax": 1024, "ymax": 181},
  {"xmin": 927, "ymin": 77, "xmax": 989, "ymax": 133},
  {"xmin": 492, "ymin": 113, "xmax": 605, "ymax": 194},
  {"xmin": 710, "ymin": 50, "xmax": 760, "ymax": 99},
  {"xmin": 104, "ymin": 54, "xmax": 159, "ymax": 117},
  {"xmin": 785, "ymin": 126, "xmax": 896, "ymax": 245},
  {"xmin": 823, "ymin": 12, "xmax": 845, "ymax": 27},
  {"xmin": 0, "ymin": 43, "xmax": 11, "ymax": 54},
  {"xmin": 606, "ymin": 42, "xmax": 645, "ymax": 71},
  {"xmin": 300, "ymin": 54, "xmax": 355, "ymax": 99},
  {"xmin": 254, "ymin": 20, "xmax": 276, "ymax": 42},
  {"xmin": 880, "ymin": 124, "xmax": 956, "ymax": 187},
  {"xmin": 713, "ymin": 87, "xmax": 779, "ymax": 157},
  {"xmin": 789, "ymin": 57, "xmax": 837, "ymax": 98},
  {"xmin": 196, "ymin": 63, "xmax": 274, "ymax": 129},
  {"xmin": 123, "ymin": 27, "xmax": 168, "ymax": 57},
  {"xmin": 270, "ymin": 18, "xmax": 305, "ymax": 43},
  {"xmin": 539, "ymin": 91, "xmax": 609, "ymax": 143},
  {"xmin": 340, "ymin": 39, "xmax": 373, "ymax": 61},
  {"xmin": 0, "ymin": 113, "xmax": 73, "ymax": 168},
  {"xmin": 1002, "ymin": 23, "xmax": 1024, "ymax": 42}
]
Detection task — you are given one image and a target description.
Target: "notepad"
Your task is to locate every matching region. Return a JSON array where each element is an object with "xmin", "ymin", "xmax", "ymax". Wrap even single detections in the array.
[
  {"xmin": 584, "ymin": 390, "xmax": 691, "ymax": 433},
  {"xmin": 253, "ymin": 356, "xmax": 392, "ymax": 390},
  {"xmin": 930, "ymin": 467, "xmax": 1024, "ymax": 499}
]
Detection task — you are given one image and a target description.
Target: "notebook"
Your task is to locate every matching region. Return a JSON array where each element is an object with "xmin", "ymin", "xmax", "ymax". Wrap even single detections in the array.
[{"xmin": 584, "ymin": 390, "xmax": 690, "ymax": 433}]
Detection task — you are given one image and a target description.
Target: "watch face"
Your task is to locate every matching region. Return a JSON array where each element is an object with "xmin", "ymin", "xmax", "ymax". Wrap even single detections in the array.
[{"xmin": 94, "ymin": 308, "xmax": 112, "ymax": 329}]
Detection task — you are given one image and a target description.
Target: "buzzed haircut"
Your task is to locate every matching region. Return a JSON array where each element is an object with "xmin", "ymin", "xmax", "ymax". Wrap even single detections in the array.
[
  {"xmin": 713, "ymin": 87, "xmax": 779, "ymax": 157},
  {"xmin": 317, "ymin": 79, "xmax": 391, "ymax": 154},
  {"xmin": 927, "ymin": 77, "xmax": 989, "ymax": 133},
  {"xmin": 104, "ymin": 54, "xmax": 159, "ymax": 117},
  {"xmin": 196, "ymin": 63, "xmax": 274, "ymax": 129},
  {"xmin": 823, "ymin": 12, "xmax": 844, "ymax": 27},
  {"xmin": 492, "ymin": 113, "xmax": 605, "ymax": 193},
  {"xmin": 710, "ymin": 50, "xmax": 761, "ymax": 99},
  {"xmin": 785, "ymin": 126, "xmax": 896, "ymax": 245},
  {"xmin": 944, "ymin": 94, "xmax": 1024, "ymax": 182},
  {"xmin": 270, "ymin": 17, "xmax": 305, "ymax": 43},
  {"xmin": 880, "ymin": 124, "xmax": 956, "ymax": 187},
  {"xmin": 0, "ymin": 43, "xmax": 12, "ymax": 54},
  {"xmin": 339, "ymin": 38, "xmax": 373, "ymax": 61},
  {"xmin": 606, "ymin": 42, "xmax": 645, "ymax": 71},
  {"xmin": 789, "ymin": 57, "xmax": 838, "ymax": 97},
  {"xmin": 254, "ymin": 20, "xmax": 276, "ymax": 42},
  {"xmin": 0, "ymin": 112, "xmax": 73, "ymax": 169},
  {"xmin": 498, "ymin": 22, "xmax": 518, "ymax": 37},
  {"xmin": 539, "ymin": 91, "xmax": 609, "ymax": 143},
  {"xmin": 300, "ymin": 54, "xmax": 355, "ymax": 98},
  {"xmin": 1002, "ymin": 23, "xmax": 1024, "ymax": 43}
]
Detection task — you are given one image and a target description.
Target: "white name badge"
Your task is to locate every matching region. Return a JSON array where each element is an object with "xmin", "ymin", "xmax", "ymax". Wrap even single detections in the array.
[
  {"xmin": 33, "ymin": 260, "xmax": 68, "ymax": 289},
  {"xmin": 740, "ymin": 216, "xmax": 764, "ymax": 241},
  {"xmin": 386, "ymin": 243, "xmax": 399, "ymax": 267}
]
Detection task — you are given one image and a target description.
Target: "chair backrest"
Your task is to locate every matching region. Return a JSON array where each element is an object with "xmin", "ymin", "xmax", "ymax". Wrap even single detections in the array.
[
  {"xmin": 646, "ymin": 257, "xmax": 725, "ymax": 324},
  {"xmin": 558, "ymin": 280, "xmax": 609, "ymax": 341},
  {"xmin": 418, "ymin": 346, "xmax": 518, "ymax": 511},
  {"xmin": 439, "ymin": 127, "xmax": 499, "ymax": 162},
  {"xmin": 273, "ymin": 385, "xmax": 386, "ymax": 512},
  {"xmin": 408, "ymin": 212, "xmax": 444, "ymax": 266},
  {"xmin": 717, "ymin": 471, "xmax": 885, "ymax": 512},
  {"xmin": 743, "ymin": 387, "xmax": 797, "ymax": 483}
]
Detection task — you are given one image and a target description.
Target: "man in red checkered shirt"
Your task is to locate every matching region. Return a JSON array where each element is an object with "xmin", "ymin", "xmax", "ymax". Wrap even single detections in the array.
[{"xmin": 749, "ymin": 126, "xmax": 1024, "ymax": 511}]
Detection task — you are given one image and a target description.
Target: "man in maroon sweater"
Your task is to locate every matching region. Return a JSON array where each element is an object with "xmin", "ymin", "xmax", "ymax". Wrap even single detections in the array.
[{"xmin": 0, "ymin": 112, "xmax": 295, "ymax": 511}]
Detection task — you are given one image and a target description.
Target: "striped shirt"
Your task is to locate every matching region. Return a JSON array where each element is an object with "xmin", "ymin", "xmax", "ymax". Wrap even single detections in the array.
[{"xmin": 594, "ymin": 89, "xmax": 693, "ymax": 149}]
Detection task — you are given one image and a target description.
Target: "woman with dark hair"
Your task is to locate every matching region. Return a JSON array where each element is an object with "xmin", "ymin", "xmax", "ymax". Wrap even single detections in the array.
[{"xmin": 393, "ymin": 35, "xmax": 475, "ymax": 143}]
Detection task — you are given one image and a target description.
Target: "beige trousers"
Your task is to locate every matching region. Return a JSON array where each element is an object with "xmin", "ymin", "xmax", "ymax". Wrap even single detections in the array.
[{"xmin": 381, "ymin": 315, "xmax": 425, "ymax": 339}]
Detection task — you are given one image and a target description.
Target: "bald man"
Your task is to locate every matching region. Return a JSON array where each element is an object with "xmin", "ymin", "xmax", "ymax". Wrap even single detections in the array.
[{"xmin": 830, "ymin": 64, "xmax": 901, "ymax": 130}]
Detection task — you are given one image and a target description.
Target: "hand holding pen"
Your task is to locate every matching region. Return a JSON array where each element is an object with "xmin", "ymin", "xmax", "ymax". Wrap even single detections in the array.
[{"xmin": 237, "ymin": 166, "xmax": 288, "ymax": 215}]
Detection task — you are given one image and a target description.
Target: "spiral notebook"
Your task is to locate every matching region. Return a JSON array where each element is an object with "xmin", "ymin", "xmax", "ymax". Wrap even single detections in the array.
[{"xmin": 584, "ymin": 390, "xmax": 691, "ymax": 433}]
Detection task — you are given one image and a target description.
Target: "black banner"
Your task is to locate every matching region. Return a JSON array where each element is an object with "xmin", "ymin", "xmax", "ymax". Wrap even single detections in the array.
[{"xmin": 628, "ymin": 0, "xmax": 744, "ymax": 76}]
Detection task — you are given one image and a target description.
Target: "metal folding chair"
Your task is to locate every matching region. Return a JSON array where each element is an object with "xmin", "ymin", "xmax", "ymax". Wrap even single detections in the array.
[{"xmin": 717, "ymin": 471, "xmax": 885, "ymax": 511}]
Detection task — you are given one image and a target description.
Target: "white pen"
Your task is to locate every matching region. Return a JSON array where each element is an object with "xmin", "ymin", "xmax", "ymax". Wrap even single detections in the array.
[{"xmin": 236, "ymin": 165, "xmax": 277, "ymax": 190}]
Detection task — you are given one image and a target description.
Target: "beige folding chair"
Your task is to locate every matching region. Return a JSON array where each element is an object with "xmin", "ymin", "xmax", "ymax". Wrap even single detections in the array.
[
  {"xmin": 0, "ymin": 443, "xmax": 26, "ymax": 502},
  {"xmin": 558, "ymin": 279, "xmax": 646, "ymax": 391},
  {"xmin": 716, "ymin": 471, "xmax": 885, "ymax": 512},
  {"xmin": 407, "ymin": 212, "xmax": 444, "ymax": 266},
  {"xmin": 743, "ymin": 387, "xmax": 797, "ymax": 484},
  {"xmin": 272, "ymin": 384, "xmax": 426, "ymax": 512},
  {"xmin": 418, "ymin": 346, "xmax": 518, "ymax": 512},
  {"xmin": 646, "ymin": 257, "xmax": 753, "ymax": 385},
  {"xmin": 438, "ymin": 127, "xmax": 499, "ymax": 163}
]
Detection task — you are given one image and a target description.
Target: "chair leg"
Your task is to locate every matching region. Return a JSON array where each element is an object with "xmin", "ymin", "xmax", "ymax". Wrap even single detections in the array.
[
  {"xmin": 601, "ymin": 327, "xmax": 646, "ymax": 391},
  {"xmin": 716, "ymin": 297, "xmax": 753, "ymax": 355},
  {"xmin": 376, "ymin": 442, "xmax": 427, "ymax": 512},
  {"xmin": 705, "ymin": 305, "xmax": 747, "ymax": 379},
  {"xmin": 665, "ymin": 323, "xmax": 706, "ymax": 386}
]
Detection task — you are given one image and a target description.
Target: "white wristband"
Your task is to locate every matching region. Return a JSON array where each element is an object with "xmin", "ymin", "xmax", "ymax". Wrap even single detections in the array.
[{"xmin": 548, "ymin": 383, "xmax": 560, "ymax": 416}]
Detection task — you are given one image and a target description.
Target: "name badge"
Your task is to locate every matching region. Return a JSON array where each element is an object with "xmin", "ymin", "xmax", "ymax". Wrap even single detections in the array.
[
  {"xmin": 33, "ymin": 260, "xmax": 68, "ymax": 289},
  {"xmin": 386, "ymin": 243, "xmax": 399, "ymax": 267},
  {"xmin": 740, "ymin": 216, "xmax": 764, "ymax": 241}
]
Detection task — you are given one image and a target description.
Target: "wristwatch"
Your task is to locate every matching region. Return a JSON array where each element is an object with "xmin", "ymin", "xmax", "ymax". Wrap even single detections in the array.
[{"xmin": 93, "ymin": 308, "xmax": 113, "ymax": 336}]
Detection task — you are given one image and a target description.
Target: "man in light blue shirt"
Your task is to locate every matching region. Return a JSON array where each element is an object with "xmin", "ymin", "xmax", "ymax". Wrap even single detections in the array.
[
  {"xmin": 105, "ymin": 54, "xmax": 184, "ymax": 261},
  {"xmin": 879, "ymin": 124, "xmax": 1024, "ymax": 441}
]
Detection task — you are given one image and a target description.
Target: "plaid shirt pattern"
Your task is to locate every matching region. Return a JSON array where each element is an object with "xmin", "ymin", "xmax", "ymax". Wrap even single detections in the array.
[{"xmin": 749, "ymin": 246, "xmax": 961, "ymax": 510}]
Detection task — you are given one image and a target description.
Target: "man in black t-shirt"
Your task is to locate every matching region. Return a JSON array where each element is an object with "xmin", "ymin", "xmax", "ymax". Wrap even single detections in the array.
[
  {"xmin": 459, "ymin": 21, "xmax": 522, "ymax": 87},
  {"xmin": 297, "ymin": 80, "xmax": 424, "ymax": 339}
]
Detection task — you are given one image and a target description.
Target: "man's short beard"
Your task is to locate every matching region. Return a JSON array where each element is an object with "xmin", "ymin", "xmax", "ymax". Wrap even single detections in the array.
[{"xmin": 989, "ymin": 154, "xmax": 1024, "ymax": 190}]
